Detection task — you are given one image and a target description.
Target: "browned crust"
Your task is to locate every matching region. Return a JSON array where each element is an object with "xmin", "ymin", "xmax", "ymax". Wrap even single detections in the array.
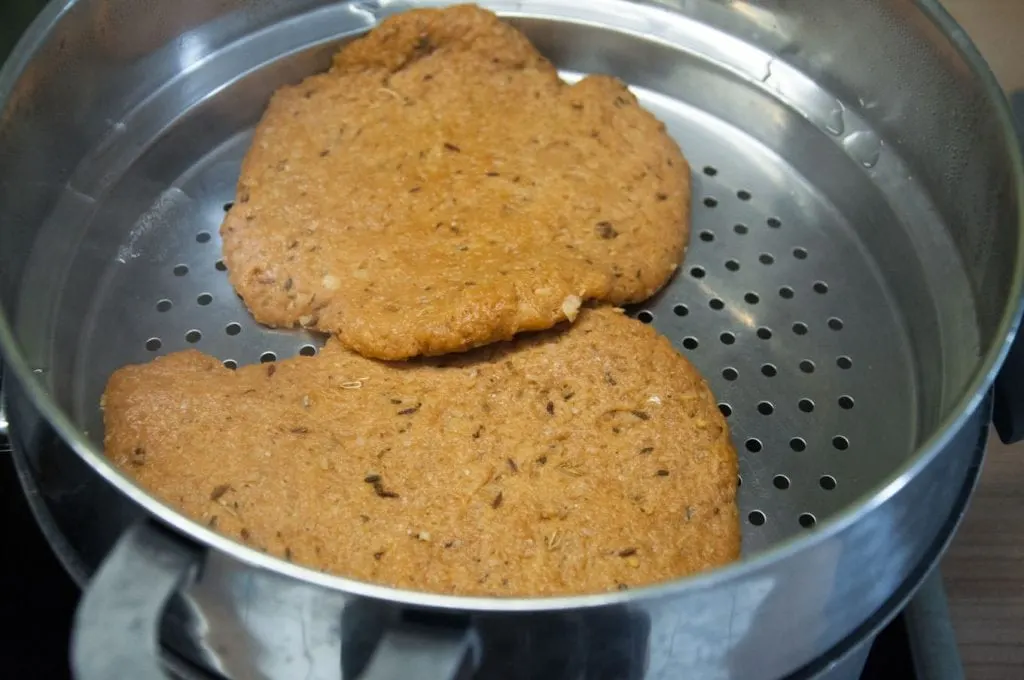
[
  {"xmin": 103, "ymin": 308, "xmax": 738, "ymax": 597},
  {"xmin": 221, "ymin": 5, "xmax": 690, "ymax": 359}
]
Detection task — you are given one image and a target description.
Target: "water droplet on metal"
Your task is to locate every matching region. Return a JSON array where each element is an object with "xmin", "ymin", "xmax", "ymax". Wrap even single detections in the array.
[
  {"xmin": 824, "ymin": 103, "xmax": 845, "ymax": 136},
  {"xmin": 843, "ymin": 131, "xmax": 882, "ymax": 168}
]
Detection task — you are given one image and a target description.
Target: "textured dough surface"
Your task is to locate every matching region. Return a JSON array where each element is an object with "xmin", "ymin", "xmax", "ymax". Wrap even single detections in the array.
[
  {"xmin": 103, "ymin": 308, "xmax": 738, "ymax": 597},
  {"xmin": 221, "ymin": 5, "xmax": 690, "ymax": 360}
]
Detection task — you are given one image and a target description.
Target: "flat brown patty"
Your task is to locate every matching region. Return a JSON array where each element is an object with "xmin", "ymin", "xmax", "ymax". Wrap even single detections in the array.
[
  {"xmin": 103, "ymin": 308, "xmax": 738, "ymax": 597},
  {"xmin": 221, "ymin": 5, "xmax": 690, "ymax": 360}
]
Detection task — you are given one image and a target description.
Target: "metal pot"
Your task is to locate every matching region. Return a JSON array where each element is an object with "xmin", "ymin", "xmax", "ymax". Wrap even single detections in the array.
[{"xmin": 1, "ymin": 1, "xmax": 1022, "ymax": 678}]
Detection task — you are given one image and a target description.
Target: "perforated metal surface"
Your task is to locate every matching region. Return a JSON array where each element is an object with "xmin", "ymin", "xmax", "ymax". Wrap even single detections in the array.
[{"xmin": 72, "ymin": 83, "xmax": 917, "ymax": 555}]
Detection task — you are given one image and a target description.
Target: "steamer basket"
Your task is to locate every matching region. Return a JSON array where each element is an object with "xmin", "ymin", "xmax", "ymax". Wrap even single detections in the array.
[{"xmin": 0, "ymin": 1, "xmax": 1021, "ymax": 679}]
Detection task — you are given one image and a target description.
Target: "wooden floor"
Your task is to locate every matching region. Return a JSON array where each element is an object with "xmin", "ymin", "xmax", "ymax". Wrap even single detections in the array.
[
  {"xmin": 940, "ymin": 5, "xmax": 1024, "ymax": 678},
  {"xmin": 944, "ymin": 435, "xmax": 1024, "ymax": 679}
]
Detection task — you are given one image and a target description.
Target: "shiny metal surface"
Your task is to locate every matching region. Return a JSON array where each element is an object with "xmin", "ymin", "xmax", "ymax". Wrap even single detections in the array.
[
  {"xmin": 0, "ymin": 0, "xmax": 1021, "ymax": 678},
  {"xmin": 7, "ymin": 391, "xmax": 989, "ymax": 680},
  {"xmin": 72, "ymin": 522, "xmax": 201, "ymax": 680}
]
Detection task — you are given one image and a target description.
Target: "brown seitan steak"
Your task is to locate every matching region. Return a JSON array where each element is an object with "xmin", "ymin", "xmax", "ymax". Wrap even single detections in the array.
[{"xmin": 103, "ymin": 308, "xmax": 738, "ymax": 597}]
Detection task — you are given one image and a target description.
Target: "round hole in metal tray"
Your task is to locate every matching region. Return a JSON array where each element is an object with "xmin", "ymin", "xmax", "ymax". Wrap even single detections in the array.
[
  {"xmin": 798, "ymin": 513, "xmax": 817, "ymax": 529},
  {"xmin": 718, "ymin": 403, "xmax": 732, "ymax": 417},
  {"xmin": 819, "ymin": 475, "xmax": 837, "ymax": 491},
  {"xmin": 299, "ymin": 344, "xmax": 317, "ymax": 357},
  {"xmin": 708, "ymin": 298, "xmax": 724, "ymax": 311},
  {"xmin": 702, "ymin": 165, "xmax": 717, "ymax": 177},
  {"xmin": 155, "ymin": 299, "xmax": 172, "ymax": 312},
  {"xmin": 673, "ymin": 303, "xmax": 689, "ymax": 316},
  {"xmin": 733, "ymin": 223, "xmax": 748, "ymax": 235},
  {"xmin": 699, "ymin": 230, "xmax": 714, "ymax": 242},
  {"xmin": 185, "ymin": 329, "xmax": 202, "ymax": 343},
  {"xmin": 636, "ymin": 310, "xmax": 654, "ymax": 324},
  {"xmin": 196, "ymin": 231, "xmax": 212, "ymax": 244},
  {"xmin": 773, "ymin": 474, "xmax": 790, "ymax": 490},
  {"xmin": 260, "ymin": 351, "xmax": 277, "ymax": 363},
  {"xmin": 719, "ymin": 331, "xmax": 735, "ymax": 345},
  {"xmin": 197, "ymin": 293, "xmax": 213, "ymax": 306},
  {"xmin": 748, "ymin": 511, "xmax": 766, "ymax": 526}
]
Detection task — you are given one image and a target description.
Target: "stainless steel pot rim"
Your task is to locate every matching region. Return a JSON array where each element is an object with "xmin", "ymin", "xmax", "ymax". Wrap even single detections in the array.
[{"xmin": 1, "ymin": 0, "xmax": 1021, "ymax": 612}]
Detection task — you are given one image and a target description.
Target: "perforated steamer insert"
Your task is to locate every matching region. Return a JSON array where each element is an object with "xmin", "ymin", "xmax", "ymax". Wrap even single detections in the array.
[
  {"xmin": 70, "ymin": 36, "xmax": 925, "ymax": 558},
  {"xmin": 8, "ymin": 0, "xmax": 1023, "ymax": 677}
]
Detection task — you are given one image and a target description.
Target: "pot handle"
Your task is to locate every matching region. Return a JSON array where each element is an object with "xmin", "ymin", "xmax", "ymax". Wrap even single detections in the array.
[
  {"xmin": 71, "ymin": 519, "xmax": 482, "ymax": 680},
  {"xmin": 992, "ymin": 90, "xmax": 1024, "ymax": 445},
  {"xmin": 993, "ymin": 328, "xmax": 1024, "ymax": 444},
  {"xmin": 358, "ymin": 619, "xmax": 482, "ymax": 680},
  {"xmin": 71, "ymin": 520, "xmax": 201, "ymax": 680}
]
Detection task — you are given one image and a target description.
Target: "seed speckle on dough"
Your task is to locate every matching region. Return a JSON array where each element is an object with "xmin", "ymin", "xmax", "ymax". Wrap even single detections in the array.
[
  {"xmin": 595, "ymin": 221, "xmax": 619, "ymax": 239},
  {"xmin": 321, "ymin": 275, "xmax": 340, "ymax": 290},
  {"xmin": 546, "ymin": 401, "xmax": 555, "ymax": 415},
  {"xmin": 631, "ymin": 410, "xmax": 651, "ymax": 420},
  {"xmin": 656, "ymin": 469, "xmax": 670, "ymax": 477},
  {"xmin": 492, "ymin": 492, "xmax": 504, "ymax": 509},
  {"xmin": 210, "ymin": 484, "xmax": 231, "ymax": 501},
  {"xmin": 618, "ymin": 547, "xmax": 637, "ymax": 557}
]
